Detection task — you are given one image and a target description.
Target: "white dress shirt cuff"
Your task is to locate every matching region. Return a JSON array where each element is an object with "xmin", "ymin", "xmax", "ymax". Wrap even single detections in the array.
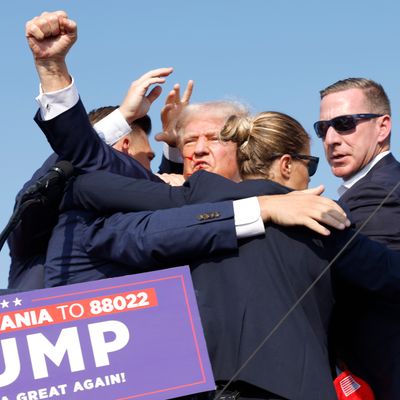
[
  {"xmin": 93, "ymin": 108, "xmax": 131, "ymax": 145},
  {"xmin": 35, "ymin": 77, "xmax": 79, "ymax": 120},
  {"xmin": 233, "ymin": 197, "xmax": 264, "ymax": 238},
  {"xmin": 163, "ymin": 143, "xmax": 183, "ymax": 163}
]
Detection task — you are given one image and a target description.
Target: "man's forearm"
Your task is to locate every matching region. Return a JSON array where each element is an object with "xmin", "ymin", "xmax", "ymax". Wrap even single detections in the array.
[{"xmin": 35, "ymin": 59, "xmax": 71, "ymax": 92}]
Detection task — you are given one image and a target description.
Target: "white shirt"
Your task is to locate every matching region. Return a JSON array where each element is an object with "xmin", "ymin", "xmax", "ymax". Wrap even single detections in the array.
[
  {"xmin": 337, "ymin": 151, "xmax": 391, "ymax": 197},
  {"xmin": 35, "ymin": 79, "xmax": 265, "ymax": 238}
]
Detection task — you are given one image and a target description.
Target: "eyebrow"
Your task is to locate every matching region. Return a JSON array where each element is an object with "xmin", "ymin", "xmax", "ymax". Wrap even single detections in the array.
[{"xmin": 184, "ymin": 131, "xmax": 220, "ymax": 140}]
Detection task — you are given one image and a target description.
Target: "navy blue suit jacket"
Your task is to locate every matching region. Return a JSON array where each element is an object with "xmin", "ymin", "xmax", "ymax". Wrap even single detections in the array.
[
  {"xmin": 334, "ymin": 153, "xmax": 400, "ymax": 400},
  {"xmin": 8, "ymin": 99, "xmax": 161, "ymax": 291},
  {"xmin": 66, "ymin": 169, "xmax": 400, "ymax": 400}
]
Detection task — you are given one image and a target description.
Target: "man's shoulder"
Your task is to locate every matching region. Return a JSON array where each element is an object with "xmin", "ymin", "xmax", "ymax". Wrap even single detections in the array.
[{"xmin": 346, "ymin": 154, "xmax": 400, "ymax": 194}]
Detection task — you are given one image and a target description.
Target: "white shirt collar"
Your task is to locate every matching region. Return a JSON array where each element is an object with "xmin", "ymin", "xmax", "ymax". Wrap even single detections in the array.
[{"xmin": 337, "ymin": 151, "xmax": 391, "ymax": 197}]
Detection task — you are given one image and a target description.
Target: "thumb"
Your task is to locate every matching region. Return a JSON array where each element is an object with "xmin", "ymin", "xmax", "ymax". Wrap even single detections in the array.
[
  {"xmin": 293, "ymin": 184, "xmax": 325, "ymax": 196},
  {"xmin": 147, "ymin": 85, "xmax": 162, "ymax": 104},
  {"xmin": 155, "ymin": 131, "xmax": 167, "ymax": 142}
]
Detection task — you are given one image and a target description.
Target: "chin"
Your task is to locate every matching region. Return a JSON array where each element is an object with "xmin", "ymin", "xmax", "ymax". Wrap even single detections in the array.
[{"xmin": 331, "ymin": 166, "xmax": 353, "ymax": 179}]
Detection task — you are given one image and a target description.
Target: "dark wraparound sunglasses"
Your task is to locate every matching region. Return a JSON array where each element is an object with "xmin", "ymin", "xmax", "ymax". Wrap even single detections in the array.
[
  {"xmin": 270, "ymin": 153, "xmax": 319, "ymax": 177},
  {"xmin": 313, "ymin": 113, "xmax": 383, "ymax": 139}
]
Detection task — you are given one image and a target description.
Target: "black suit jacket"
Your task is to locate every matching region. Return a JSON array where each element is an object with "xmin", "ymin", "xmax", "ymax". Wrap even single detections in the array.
[
  {"xmin": 335, "ymin": 153, "xmax": 400, "ymax": 400},
  {"xmin": 8, "ymin": 99, "xmax": 162, "ymax": 291},
  {"xmin": 68, "ymin": 169, "xmax": 400, "ymax": 399}
]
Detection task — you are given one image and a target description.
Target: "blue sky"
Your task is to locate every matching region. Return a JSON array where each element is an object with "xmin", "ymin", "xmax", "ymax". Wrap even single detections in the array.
[{"xmin": 1, "ymin": 0, "xmax": 400, "ymax": 288}]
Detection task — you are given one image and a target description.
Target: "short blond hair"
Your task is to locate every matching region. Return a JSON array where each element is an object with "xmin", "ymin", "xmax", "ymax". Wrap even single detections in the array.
[{"xmin": 176, "ymin": 100, "xmax": 249, "ymax": 147}]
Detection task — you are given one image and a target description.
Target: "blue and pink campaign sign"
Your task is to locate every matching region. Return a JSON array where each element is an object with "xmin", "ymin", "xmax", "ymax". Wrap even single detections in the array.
[{"xmin": 0, "ymin": 266, "xmax": 215, "ymax": 399}]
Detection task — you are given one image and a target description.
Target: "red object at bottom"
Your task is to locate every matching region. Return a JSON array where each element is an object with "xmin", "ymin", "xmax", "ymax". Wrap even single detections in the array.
[{"xmin": 334, "ymin": 370, "xmax": 375, "ymax": 400}]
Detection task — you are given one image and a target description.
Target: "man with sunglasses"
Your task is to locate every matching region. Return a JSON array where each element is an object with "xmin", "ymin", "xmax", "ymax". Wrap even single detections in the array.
[{"xmin": 314, "ymin": 78, "xmax": 400, "ymax": 399}]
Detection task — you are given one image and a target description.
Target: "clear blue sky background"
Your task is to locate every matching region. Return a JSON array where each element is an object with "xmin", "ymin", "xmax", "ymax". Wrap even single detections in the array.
[{"xmin": 1, "ymin": 0, "xmax": 400, "ymax": 288}]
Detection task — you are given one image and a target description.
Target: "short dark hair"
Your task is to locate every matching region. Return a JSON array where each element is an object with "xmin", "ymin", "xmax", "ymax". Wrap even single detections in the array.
[
  {"xmin": 88, "ymin": 106, "xmax": 152, "ymax": 135},
  {"xmin": 133, "ymin": 114, "xmax": 152, "ymax": 135},
  {"xmin": 320, "ymin": 78, "xmax": 391, "ymax": 116}
]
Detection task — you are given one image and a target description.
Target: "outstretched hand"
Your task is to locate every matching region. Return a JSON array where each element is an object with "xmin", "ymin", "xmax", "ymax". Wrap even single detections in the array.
[
  {"xmin": 119, "ymin": 68, "xmax": 174, "ymax": 124},
  {"xmin": 155, "ymin": 80, "xmax": 194, "ymax": 147},
  {"xmin": 25, "ymin": 11, "xmax": 77, "ymax": 61},
  {"xmin": 259, "ymin": 185, "xmax": 351, "ymax": 236}
]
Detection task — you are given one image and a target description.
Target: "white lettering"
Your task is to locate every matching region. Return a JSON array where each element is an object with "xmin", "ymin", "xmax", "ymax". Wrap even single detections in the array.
[
  {"xmin": 27, "ymin": 327, "xmax": 85, "ymax": 379},
  {"xmin": 0, "ymin": 338, "xmax": 20, "ymax": 387},
  {"xmin": 0, "ymin": 310, "xmax": 53, "ymax": 331},
  {"xmin": 88, "ymin": 321, "xmax": 130, "ymax": 367},
  {"xmin": 16, "ymin": 385, "xmax": 67, "ymax": 400}
]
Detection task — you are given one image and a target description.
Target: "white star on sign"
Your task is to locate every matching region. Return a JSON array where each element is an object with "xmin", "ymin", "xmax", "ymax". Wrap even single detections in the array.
[
  {"xmin": 0, "ymin": 299, "xmax": 9, "ymax": 309},
  {"xmin": 13, "ymin": 297, "xmax": 22, "ymax": 306}
]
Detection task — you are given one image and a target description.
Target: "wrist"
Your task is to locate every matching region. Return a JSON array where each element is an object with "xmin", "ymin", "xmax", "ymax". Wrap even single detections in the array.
[
  {"xmin": 258, "ymin": 196, "xmax": 271, "ymax": 223},
  {"xmin": 35, "ymin": 59, "xmax": 71, "ymax": 92}
]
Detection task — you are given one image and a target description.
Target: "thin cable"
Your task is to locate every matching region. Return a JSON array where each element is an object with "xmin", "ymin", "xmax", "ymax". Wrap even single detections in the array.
[{"xmin": 214, "ymin": 180, "xmax": 400, "ymax": 400}]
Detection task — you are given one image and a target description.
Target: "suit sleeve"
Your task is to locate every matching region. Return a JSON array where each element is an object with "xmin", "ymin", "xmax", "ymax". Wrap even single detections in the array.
[
  {"xmin": 34, "ymin": 99, "xmax": 160, "ymax": 182},
  {"xmin": 340, "ymin": 180, "xmax": 400, "ymax": 251},
  {"xmin": 65, "ymin": 171, "xmax": 188, "ymax": 213},
  {"xmin": 81, "ymin": 201, "xmax": 238, "ymax": 268},
  {"xmin": 331, "ymin": 229, "xmax": 400, "ymax": 302},
  {"xmin": 64, "ymin": 170, "xmax": 290, "ymax": 213},
  {"xmin": 158, "ymin": 154, "xmax": 184, "ymax": 174}
]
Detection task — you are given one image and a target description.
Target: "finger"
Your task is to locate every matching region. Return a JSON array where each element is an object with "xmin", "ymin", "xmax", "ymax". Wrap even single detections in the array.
[
  {"xmin": 54, "ymin": 10, "xmax": 69, "ymax": 19},
  {"xmin": 34, "ymin": 12, "xmax": 59, "ymax": 38},
  {"xmin": 25, "ymin": 20, "xmax": 45, "ymax": 40},
  {"xmin": 147, "ymin": 85, "xmax": 163, "ymax": 104},
  {"xmin": 59, "ymin": 16, "xmax": 77, "ymax": 35},
  {"xmin": 181, "ymin": 80, "xmax": 194, "ymax": 104},
  {"xmin": 164, "ymin": 88, "xmax": 177, "ymax": 106},
  {"xmin": 161, "ymin": 103, "xmax": 174, "ymax": 125},
  {"xmin": 302, "ymin": 219, "xmax": 331, "ymax": 236},
  {"xmin": 317, "ymin": 212, "xmax": 346, "ymax": 230},
  {"xmin": 325, "ymin": 209, "xmax": 351, "ymax": 227},
  {"xmin": 317, "ymin": 198, "xmax": 348, "ymax": 218},
  {"xmin": 138, "ymin": 67, "xmax": 173, "ymax": 82},
  {"xmin": 154, "ymin": 132, "xmax": 166, "ymax": 142},
  {"xmin": 138, "ymin": 77, "xmax": 167, "ymax": 92},
  {"xmin": 46, "ymin": 13, "xmax": 61, "ymax": 37},
  {"xmin": 173, "ymin": 83, "xmax": 181, "ymax": 104},
  {"xmin": 294, "ymin": 185, "xmax": 325, "ymax": 196},
  {"xmin": 130, "ymin": 77, "xmax": 166, "ymax": 97}
]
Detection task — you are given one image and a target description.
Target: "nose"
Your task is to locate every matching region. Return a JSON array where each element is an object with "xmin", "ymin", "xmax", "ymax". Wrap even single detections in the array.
[
  {"xmin": 193, "ymin": 136, "xmax": 209, "ymax": 156},
  {"xmin": 324, "ymin": 126, "xmax": 341, "ymax": 146}
]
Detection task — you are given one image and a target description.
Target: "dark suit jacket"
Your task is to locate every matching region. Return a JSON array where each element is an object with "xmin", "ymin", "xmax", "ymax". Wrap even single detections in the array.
[
  {"xmin": 67, "ymin": 169, "xmax": 400, "ymax": 400},
  {"xmin": 45, "ymin": 200, "xmax": 238, "ymax": 287},
  {"xmin": 158, "ymin": 154, "xmax": 183, "ymax": 174},
  {"xmin": 334, "ymin": 153, "xmax": 400, "ymax": 400},
  {"xmin": 7, "ymin": 99, "xmax": 161, "ymax": 291},
  {"xmin": 8, "ymin": 153, "xmax": 58, "ymax": 290}
]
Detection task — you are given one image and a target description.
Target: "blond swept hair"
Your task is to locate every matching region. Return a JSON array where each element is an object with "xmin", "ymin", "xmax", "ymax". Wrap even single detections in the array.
[
  {"xmin": 176, "ymin": 100, "xmax": 249, "ymax": 146},
  {"xmin": 219, "ymin": 111, "xmax": 310, "ymax": 179},
  {"xmin": 320, "ymin": 78, "xmax": 391, "ymax": 115}
]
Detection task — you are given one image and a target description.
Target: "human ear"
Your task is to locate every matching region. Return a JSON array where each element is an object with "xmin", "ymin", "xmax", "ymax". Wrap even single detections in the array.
[
  {"xmin": 377, "ymin": 115, "xmax": 392, "ymax": 144},
  {"xmin": 279, "ymin": 154, "xmax": 292, "ymax": 180},
  {"xmin": 121, "ymin": 137, "xmax": 131, "ymax": 154}
]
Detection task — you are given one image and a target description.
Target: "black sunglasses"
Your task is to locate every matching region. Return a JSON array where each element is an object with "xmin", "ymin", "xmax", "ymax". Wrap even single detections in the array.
[
  {"xmin": 270, "ymin": 153, "xmax": 319, "ymax": 177},
  {"xmin": 313, "ymin": 113, "xmax": 383, "ymax": 139}
]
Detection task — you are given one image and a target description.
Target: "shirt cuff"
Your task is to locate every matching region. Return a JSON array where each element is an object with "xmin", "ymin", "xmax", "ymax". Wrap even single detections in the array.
[
  {"xmin": 94, "ymin": 108, "xmax": 132, "ymax": 145},
  {"xmin": 163, "ymin": 143, "xmax": 183, "ymax": 163},
  {"xmin": 233, "ymin": 197, "xmax": 264, "ymax": 238},
  {"xmin": 35, "ymin": 76, "xmax": 79, "ymax": 120}
]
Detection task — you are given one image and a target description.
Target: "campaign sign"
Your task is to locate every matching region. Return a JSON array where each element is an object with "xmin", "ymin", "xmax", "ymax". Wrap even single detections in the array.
[{"xmin": 0, "ymin": 266, "xmax": 215, "ymax": 399}]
